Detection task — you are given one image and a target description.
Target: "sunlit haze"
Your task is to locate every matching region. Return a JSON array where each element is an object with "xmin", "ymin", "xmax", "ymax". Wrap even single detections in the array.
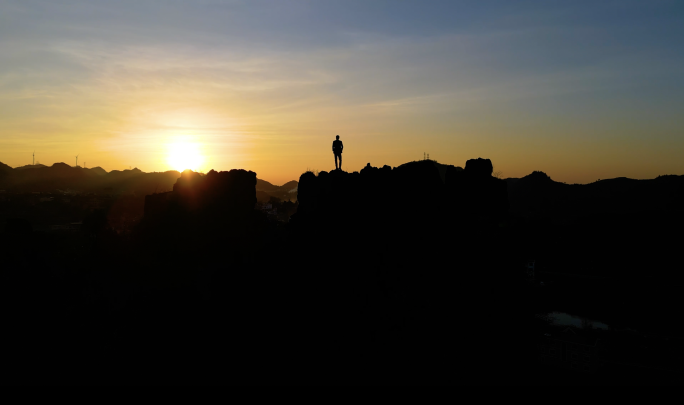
[{"xmin": 1, "ymin": 1, "xmax": 683, "ymax": 184}]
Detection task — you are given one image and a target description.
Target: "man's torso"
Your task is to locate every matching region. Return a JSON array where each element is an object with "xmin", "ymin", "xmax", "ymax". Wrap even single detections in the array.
[{"xmin": 333, "ymin": 140, "xmax": 343, "ymax": 154}]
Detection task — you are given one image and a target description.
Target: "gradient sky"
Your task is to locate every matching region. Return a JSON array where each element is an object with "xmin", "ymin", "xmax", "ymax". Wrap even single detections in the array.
[{"xmin": 1, "ymin": 0, "xmax": 683, "ymax": 184}]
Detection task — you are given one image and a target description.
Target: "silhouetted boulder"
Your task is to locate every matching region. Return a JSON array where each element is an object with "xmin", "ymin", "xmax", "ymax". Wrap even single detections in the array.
[
  {"xmin": 464, "ymin": 158, "xmax": 493, "ymax": 178},
  {"xmin": 443, "ymin": 158, "xmax": 509, "ymax": 221}
]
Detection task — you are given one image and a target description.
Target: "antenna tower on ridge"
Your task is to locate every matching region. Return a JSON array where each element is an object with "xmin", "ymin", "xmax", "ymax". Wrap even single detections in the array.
[
  {"xmin": 75, "ymin": 155, "xmax": 79, "ymax": 167},
  {"xmin": 33, "ymin": 151, "xmax": 35, "ymax": 166}
]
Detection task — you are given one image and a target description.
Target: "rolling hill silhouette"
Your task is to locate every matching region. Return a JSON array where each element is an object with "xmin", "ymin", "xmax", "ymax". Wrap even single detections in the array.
[
  {"xmin": 256, "ymin": 178, "xmax": 298, "ymax": 202},
  {"xmin": 0, "ymin": 161, "xmax": 12, "ymax": 176},
  {"xmin": 507, "ymin": 171, "xmax": 684, "ymax": 218},
  {"xmin": 0, "ymin": 162, "xmax": 179, "ymax": 195},
  {"xmin": 14, "ymin": 163, "xmax": 48, "ymax": 171},
  {"xmin": 0, "ymin": 161, "xmax": 296, "ymax": 199},
  {"xmin": 88, "ymin": 166, "xmax": 108, "ymax": 176}
]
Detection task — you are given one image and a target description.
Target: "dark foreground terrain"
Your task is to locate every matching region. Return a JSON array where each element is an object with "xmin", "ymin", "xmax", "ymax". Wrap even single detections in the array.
[{"xmin": 1, "ymin": 158, "xmax": 683, "ymax": 385}]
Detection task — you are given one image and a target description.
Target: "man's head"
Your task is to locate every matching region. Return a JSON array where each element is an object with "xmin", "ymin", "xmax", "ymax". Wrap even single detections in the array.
[{"xmin": 336, "ymin": 135, "xmax": 340, "ymax": 140}]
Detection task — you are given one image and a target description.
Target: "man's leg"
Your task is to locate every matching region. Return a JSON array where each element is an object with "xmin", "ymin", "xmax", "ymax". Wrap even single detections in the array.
[
  {"xmin": 338, "ymin": 154, "xmax": 342, "ymax": 170},
  {"xmin": 335, "ymin": 154, "xmax": 339, "ymax": 169}
]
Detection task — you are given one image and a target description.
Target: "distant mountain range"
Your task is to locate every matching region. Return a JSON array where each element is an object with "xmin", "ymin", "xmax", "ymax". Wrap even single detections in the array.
[
  {"xmin": 0, "ymin": 161, "xmax": 298, "ymax": 200},
  {"xmin": 256, "ymin": 178, "xmax": 298, "ymax": 202},
  {"xmin": 505, "ymin": 170, "xmax": 684, "ymax": 218}
]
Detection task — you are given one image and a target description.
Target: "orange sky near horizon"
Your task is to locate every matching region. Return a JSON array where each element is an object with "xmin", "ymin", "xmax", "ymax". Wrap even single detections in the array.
[{"xmin": 2, "ymin": 97, "xmax": 681, "ymax": 185}]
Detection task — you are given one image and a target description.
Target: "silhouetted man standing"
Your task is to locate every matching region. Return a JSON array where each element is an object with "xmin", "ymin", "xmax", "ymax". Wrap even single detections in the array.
[{"xmin": 333, "ymin": 135, "xmax": 343, "ymax": 170}]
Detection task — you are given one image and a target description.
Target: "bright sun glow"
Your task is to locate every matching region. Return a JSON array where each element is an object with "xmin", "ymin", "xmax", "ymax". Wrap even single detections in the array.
[{"xmin": 167, "ymin": 141, "xmax": 204, "ymax": 172}]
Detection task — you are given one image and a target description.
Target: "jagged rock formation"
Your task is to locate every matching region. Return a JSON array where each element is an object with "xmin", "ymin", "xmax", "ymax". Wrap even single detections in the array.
[
  {"xmin": 292, "ymin": 158, "xmax": 509, "ymax": 233},
  {"xmin": 464, "ymin": 157, "xmax": 493, "ymax": 177},
  {"xmin": 287, "ymin": 159, "xmax": 524, "ymax": 384},
  {"xmin": 143, "ymin": 169, "xmax": 258, "ymax": 241},
  {"xmin": 140, "ymin": 168, "xmax": 261, "ymax": 273}
]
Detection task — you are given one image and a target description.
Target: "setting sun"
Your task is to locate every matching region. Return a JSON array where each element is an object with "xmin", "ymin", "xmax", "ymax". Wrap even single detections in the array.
[{"xmin": 167, "ymin": 141, "xmax": 204, "ymax": 172}]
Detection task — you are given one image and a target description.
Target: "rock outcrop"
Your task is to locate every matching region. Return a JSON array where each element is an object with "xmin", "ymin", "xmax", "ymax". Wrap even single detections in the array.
[
  {"xmin": 292, "ymin": 158, "xmax": 509, "ymax": 236},
  {"xmin": 464, "ymin": 157, "xmax": 493, "ymax": 178},
  {"xmin": 446, "ymin": 158, "xmax": 509, "ymax": 219},
  {"xmin": 143, "ymin": 169, "xmax": 257, "ymax": 237}
]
